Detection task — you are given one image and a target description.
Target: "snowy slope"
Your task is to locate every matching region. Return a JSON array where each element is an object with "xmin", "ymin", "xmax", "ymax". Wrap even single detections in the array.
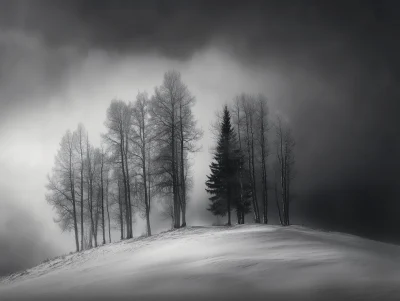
[{"xmin": 1, "ymin": 225, "xmax": 400, "ymax": 301}]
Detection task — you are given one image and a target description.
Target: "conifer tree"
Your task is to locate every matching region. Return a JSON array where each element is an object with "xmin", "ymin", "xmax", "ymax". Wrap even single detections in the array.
[{"xmin": 205, "ymin": 106, "xmax": 240, "ymax": 225}]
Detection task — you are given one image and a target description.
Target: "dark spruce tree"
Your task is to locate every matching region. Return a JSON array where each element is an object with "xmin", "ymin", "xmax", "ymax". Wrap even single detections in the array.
[{"xmin": 206, "ymin": 105, "xmax": 251, "ymax": 225}]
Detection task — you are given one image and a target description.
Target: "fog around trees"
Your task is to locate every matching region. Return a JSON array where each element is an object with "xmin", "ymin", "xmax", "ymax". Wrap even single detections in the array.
[{"xmin": 46, "ymin": 70, "xmax": 296, "ymax": 251}]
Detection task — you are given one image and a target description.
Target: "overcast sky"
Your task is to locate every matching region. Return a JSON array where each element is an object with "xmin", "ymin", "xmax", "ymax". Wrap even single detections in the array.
[{"xmin": 0, "ymin": 0, "xmax": 399, "ymax": 275}]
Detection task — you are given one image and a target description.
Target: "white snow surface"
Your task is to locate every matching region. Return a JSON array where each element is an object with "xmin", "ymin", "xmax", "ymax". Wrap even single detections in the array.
[{"xmin": 1, "ymin": 224, "xmax": 400, "ymax": 301}]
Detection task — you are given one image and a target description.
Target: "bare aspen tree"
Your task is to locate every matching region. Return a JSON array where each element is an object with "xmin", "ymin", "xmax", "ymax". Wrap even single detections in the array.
[
  {"xmin": 256, "ymin": 94, "xmax": 269, "ymax": 224},
  {"xmin": 103, "ymin": 100, "xmax": 133, "ymax": 238},
  {"xmin": 69, "ymin": 132, "xmax": 80, "ymax": 251},
  {"xmin": 100, "ymin": 146, "xmax": 106, "ymax": 245},
  {"xmin": 241, "ymin": 94, "xmax": 261, "ymax": 223},
  {"xmin": 46, "ymin": 130, "xmax": 80, "ymax": 252},
  {"xmin": 124, "ymin": 103, "xmax": 133, "ymax": 238},
  {"xmin": 91, "ymin": 147, "xmax": 107, "ymax": 247},
  {"xmin": 150, "ymin": 70, "xmax": 195, "ymax": 228},
  {"xmin": 73, "ymin": 123, "xmax": 86, "ymax": 250},
  {"xmin": 92, "ymin": 147, "xmax": 99, "ymax": 247},
  {"xmin": 177, "ymin": 87, "xmax": 203, "ymax": 227},
  {"xmin": 105, "ymin": 161, "xmax": 112, "ymax": 243},
  {"xmin": 147, "ymin": 138, "xmax": 154, "ymax": 231},
  {"xmin": 85, "ymin": 136, "xmax": 96, "ymax": 248},
  {"xmin": 131, "ymin": 92, "xmax": 153, "ymax": 236},
  {"xmin": 275, "ymin": 116, "xmax": 296, "ymax": 226},
  {"xmin": 231, "ymin": 98, "xmax": 245, "ymax": 224}
]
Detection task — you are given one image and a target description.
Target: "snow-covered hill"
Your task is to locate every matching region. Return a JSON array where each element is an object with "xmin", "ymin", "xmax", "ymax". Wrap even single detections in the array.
[{"xmin": 1, "ymin": 225, "xmax": 400, "ymax": 301}]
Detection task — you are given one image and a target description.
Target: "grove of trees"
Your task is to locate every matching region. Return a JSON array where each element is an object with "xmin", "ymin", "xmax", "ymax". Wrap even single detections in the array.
[
  {"xmin": 46, "ymin": 71, "xmax": 202, "ymax": 251},
  {"xmin": 205, "ymin": 94, "xmax": 296, "ymax": 227},
  {"xmin": 46, "ymin": 70, "xmax": 296, "ymax": 252}
]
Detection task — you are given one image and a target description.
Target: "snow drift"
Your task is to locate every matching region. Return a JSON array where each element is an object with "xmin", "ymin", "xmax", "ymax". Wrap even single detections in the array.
[{"xmin": 1, "ymin": 225, "xmax": 400, "ymax": 301}]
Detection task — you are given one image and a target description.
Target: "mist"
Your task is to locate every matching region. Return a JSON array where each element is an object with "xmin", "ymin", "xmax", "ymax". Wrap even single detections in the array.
[{"xmin": 0, "ymin": 0, "xmax": 399, "ymax": 276}]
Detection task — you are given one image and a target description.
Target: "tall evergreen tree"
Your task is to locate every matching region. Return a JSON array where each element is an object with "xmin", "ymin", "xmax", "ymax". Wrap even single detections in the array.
[{"xmin": 205, "ymin": 106, "xmax": 240, "ymax": 225}]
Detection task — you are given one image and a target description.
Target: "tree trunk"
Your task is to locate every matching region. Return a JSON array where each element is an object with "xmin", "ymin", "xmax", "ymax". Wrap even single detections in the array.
[
  {"xmin": 93, "ymin": 189, "xmax": 100, "ymax": 247},
  {"xmin": 172, "ymin": 109, "xmax": 180, "ymax": 229},
  {"xmin": 89, "ymin": 177, "xmax": 94, "ymax": 247},
  {"xmin": 262, "ymin": 166, "xmax": 268, "ymax": 224},
  {"xmin": 101, "ymin": 161, "xmax": 106, "ymax": 245},
  {"xmin": 236, "ymin": 107, "xmax": 245, "ymax": 226},
  {"xmin": 72, "ymin": 189, "xmax": 79, "ymax": 252},
  {"xmin": 180, "ymin": 201, "xmax": 186, "ymax": 227},
  {"xmin": 148, "ymin": 144, "xmax": 151, "ymax": 225},
  {"xmin": 125, "ymin": 131, "xmax": 133, "ymax": 238},
  {"xmin": 227, "ymin": 186, "xmax": 231, "ymax": 226},
  {"xmin": 279, "ymin": 130, "xmax": 287, "ymax": 226},
  {"xmin": 69, "ymin": 150, "xmax": 79, "ymax": 252},
  {"xmin": 179, "ymin": 101, "xmax": 187, "ymax": 227},
  {"xmin": 87, "ymin": 174, "xmax": 93, "ymax": 248},
  {"xmin": 142, "ymin": 121, "xmax": 151, "ymax": 236},
  {"xmin": 285, "ymin": 160, "xmax": 291, "ymax": 226},
  {"xmin": 147, "ymin": 141, "xmax": 152, "ymax": 236},
  {"xmin": 274, "ymin": 176, "xmax": 283, "ymax": 226},
  {"xmin": 177, "ymin": 175, "xmax": 184, "ymax": 227},
  {"xmin": 79, "ymin": 134, "xmax": 85, "ymax": 251},
  {"xmin": 260, "ymin": 110, "xmax": 268, "ymax": 224},
  {"xmin": 120, "ymin": 134, "xmax": 130, "ymax": 238},
  {"xmin": 88, "ymin": 224, "xmax": 92, "ymax": 249},
  {"xmin": 226, "ymin": 142, "xmax": 231, "ymax": 226},
  {"xmin": 80, "ymin": 165, "xmax": 84, "ymax": 250},
  {"xmin": 106, "ymin": 175, "xmax": 111, "ymax": 243},
  {"xmin": 175, "ymin": 140, "xmax": 181, "ymax": 228},
  {"xmin": 118, "ymin": 179, "xmax": 124, "ymax": 240},
  {"xmin": 284, "ymin": 153, "xmax": 288, "ymax": 226},
  {"xmin": 143, "ymin": 163, "xmax": 151, "ymax": 236},
  {"xmin": 261, "ymin": 151, "xmax": 268, "ymax": 224},
  {"xmin": 250, "ymin": 115, "xmax": 260, "ymax": 223},
  {"xmin": 245, "ymin": 115, "xmax": 258, "ymax": 223},
  {"xmin": 86, "ymin": 138, "xmax": 93, "ymax": 248}
]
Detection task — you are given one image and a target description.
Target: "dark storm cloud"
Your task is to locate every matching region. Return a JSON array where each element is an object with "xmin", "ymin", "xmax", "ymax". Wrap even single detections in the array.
[
  {"xmin": 0, "ymin": 0, "xmax": 399, "ymax": 242},
  {"xmin": 1, "ymin": 0, "xmax": 399, "ymax": 103},
  {"xmin": 2, "ymin": 0, "xmax": 397, "ymax": 61},
  {"xmin": 1, "ymin": 0, "xmax": 399, "ymax": 109},
  {"xmin": 0, "ymin": 0, "xmax": 223, "ymax": 58}
]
